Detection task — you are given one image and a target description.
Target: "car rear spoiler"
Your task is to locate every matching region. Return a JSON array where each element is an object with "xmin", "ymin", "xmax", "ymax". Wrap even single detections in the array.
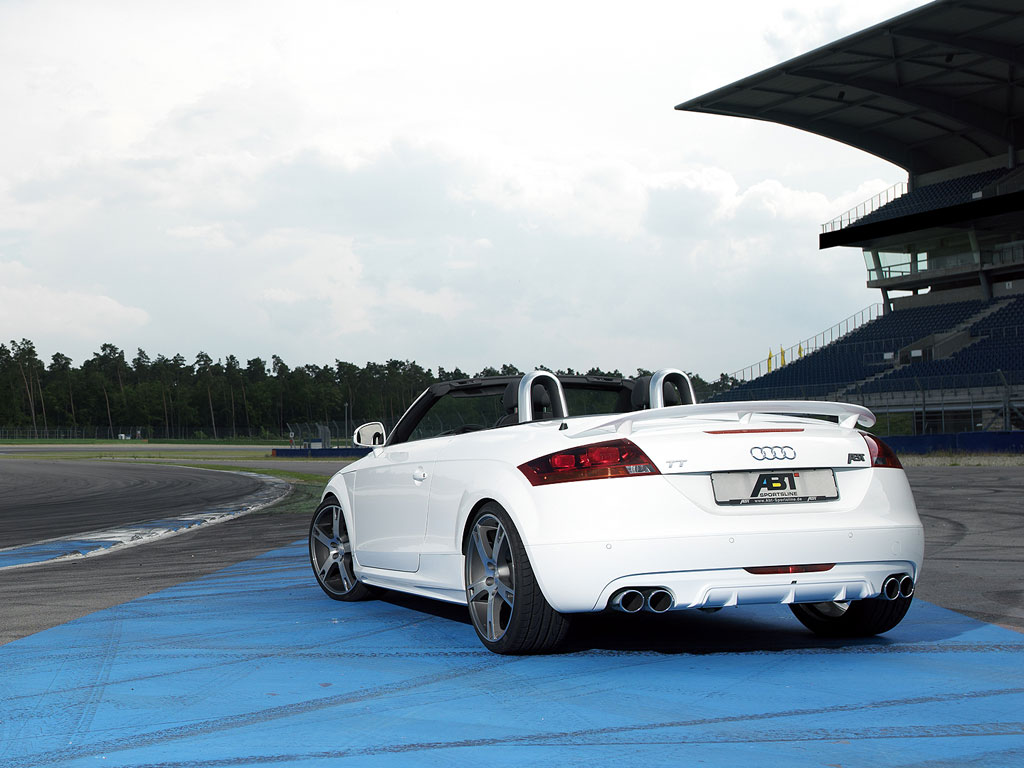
[{"xmin": 569, "ymin": 400, "xmax": 876, "ymax": 439}]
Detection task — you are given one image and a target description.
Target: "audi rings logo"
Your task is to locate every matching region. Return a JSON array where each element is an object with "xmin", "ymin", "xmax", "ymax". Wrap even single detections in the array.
[{"xmin": 750, "ymin": 446, "xmax": 797, "ymax": 461}]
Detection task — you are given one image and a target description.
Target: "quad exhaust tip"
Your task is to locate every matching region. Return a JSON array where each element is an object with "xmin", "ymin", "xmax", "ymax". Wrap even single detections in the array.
[
  {"xmin": 899, "ymin": 574, "xmax": 915, "ymax": 598},
  {"xmin": 881, "ymin": 574, "xmax": 915, "ymax": 600},
  {"xmin": 645, "ymin": 589, "xmax": 673, "ymax": 614},
  {"xmin": 610, "ymin": 588, "xmax": 674, "ymax": 614},
  {"xmin": 610, "ymin": 589, "xmax": 645, "ymax": 613}
]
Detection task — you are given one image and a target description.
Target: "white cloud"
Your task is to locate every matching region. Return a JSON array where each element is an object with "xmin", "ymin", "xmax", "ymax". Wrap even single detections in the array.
[
  {"xmin": 165, "ymin": 224, "xmax": 234, "ymax": 250},
  {"xmin": 0, "ymin": 261, "xmax": 149, "ymax": 350},
  {"xmin": 762, "ymin": 4, "xmax": 923, "ymax": 62},
  {"xmin": 382, "ymin": 284, "xmax": 469, "ymax": 321},
  {"xmin": 0, "ymin": 0, "xmax": 931, "ymax": 377}
]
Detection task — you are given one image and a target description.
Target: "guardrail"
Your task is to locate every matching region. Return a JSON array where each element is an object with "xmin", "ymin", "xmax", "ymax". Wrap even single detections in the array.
[
  {"xmin": 731, "ymin": 304, "xmax": 885, "ymax": 382},
  {"xmin": 0, "ymin": 426, "xmax": 285, "ymax": 441},
  {"xmin": 821, "ymin": 181, "xmax": 907, "ymax": 233},
  {"xmin": 0, "ymin": 426, "xmax": 150, "ymax": 441}
]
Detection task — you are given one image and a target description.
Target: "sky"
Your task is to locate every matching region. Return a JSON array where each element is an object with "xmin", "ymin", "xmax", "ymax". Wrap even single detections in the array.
[{"xmin": 0, "ymin": 0, "xmax": 931, "ymax": 380}]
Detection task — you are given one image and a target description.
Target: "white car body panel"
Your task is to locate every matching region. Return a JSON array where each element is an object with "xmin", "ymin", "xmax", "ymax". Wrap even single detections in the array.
[{"xmin": 320, "ymin": 394, "xmax": 923, "ymax": 615}]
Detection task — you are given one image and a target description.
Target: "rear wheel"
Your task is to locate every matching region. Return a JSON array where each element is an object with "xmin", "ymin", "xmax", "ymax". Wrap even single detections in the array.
[
  {"xmin": 789, "ymin": 595, "xmax": 912, "ymax": 637},
  {"xmin": 464, "ymin": 502, "xmax": 570, "ymax": 654},
  {"xmin": 309, "ymin": 497, "xmax": 374, "ymax": 601}
]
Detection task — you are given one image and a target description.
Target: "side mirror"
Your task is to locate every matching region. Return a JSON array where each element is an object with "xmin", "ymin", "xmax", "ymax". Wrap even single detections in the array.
[{"xmin": 353, "ymin": 421, "xmax": 386, "ymax": 447}]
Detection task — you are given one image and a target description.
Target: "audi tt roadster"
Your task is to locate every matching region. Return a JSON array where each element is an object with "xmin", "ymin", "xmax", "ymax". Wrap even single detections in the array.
[{"xmin": 309, "ymin": 369, "xmax": 923, "ymax": 654}]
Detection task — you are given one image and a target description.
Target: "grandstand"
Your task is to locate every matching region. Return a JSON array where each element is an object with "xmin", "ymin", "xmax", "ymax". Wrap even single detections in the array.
[{"xmin": 677, "ymin": 0, "xmax": 1024, "ymax": 436}]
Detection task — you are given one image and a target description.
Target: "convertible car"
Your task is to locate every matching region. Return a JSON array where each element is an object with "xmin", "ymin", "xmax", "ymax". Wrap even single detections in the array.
[{"xmin": 309, "ymin": 369, "xmax": 923, "ymax": 654}]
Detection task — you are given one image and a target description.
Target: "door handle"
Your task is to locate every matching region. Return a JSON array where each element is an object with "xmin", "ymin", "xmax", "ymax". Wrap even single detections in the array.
[{"xmin": 412, "ymin": 468, "xmax": 428, "ymax": 482}]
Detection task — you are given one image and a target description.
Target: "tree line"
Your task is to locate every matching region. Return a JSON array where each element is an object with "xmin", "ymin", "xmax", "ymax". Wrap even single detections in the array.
[{"xmin": 1, "ymin": 339, "xmax": 737, "ymax": 440}]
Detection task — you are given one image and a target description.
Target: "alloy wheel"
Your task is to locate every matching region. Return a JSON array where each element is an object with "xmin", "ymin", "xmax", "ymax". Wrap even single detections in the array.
[
  {"xmin": 465, "ymin": 513, "xmax": 516, "ymax": 642},
  {"xmin": 310, "ymin": 502, "xmax": 357, "ymax": 596}
]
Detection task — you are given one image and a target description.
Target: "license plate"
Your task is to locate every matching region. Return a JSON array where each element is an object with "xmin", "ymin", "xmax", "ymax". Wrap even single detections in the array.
[{"xmin": 711, "ymin": 468, "xmax": 838, "ymax": 506}]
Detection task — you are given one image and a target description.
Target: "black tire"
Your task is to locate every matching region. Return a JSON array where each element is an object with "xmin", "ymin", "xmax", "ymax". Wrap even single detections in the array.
[
  {"xmin": 463, "ymin": 502, "xmax": 571, "ymax": 654},
  {"xmin": 309, "ymin": 496, "xmax": 374, "ymax": 601},
  {"xmin": 789, "ymin": 595, "xmax": 913, "ymax": 637}
]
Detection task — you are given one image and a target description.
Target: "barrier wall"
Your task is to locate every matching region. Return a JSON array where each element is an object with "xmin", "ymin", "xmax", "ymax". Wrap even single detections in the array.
[
  {"xmin": 886, "ymin": 432, "xmax": 1024, "ymax": 454},
  {"xmin": 271, "ymin": 447, "xmax": 372, "ymax": 458}
]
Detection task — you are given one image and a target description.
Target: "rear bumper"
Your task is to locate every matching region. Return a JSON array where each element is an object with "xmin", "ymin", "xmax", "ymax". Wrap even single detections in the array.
[
  {"xmin": 526, "ymin": 524, "xmax": 924, "ymax": 613},
  {"xmin": 598, "ymin": 560, "xmax": 917, "ymax": 611}
]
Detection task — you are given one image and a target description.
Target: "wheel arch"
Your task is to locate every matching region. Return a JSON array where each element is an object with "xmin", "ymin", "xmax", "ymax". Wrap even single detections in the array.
[
  {"xmin": 318, "ymin": 476, "xmax": 359, "ymax": 554},
  {"xmin": 460, "ymin": 497, "xmax": 501, "ymax": 556},
  {"xmin": 455, "ymin": 487, "xmax": 561, "ymax": 613}
]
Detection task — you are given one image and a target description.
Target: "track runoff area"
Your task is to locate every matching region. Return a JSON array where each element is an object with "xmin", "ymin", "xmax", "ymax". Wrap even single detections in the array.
[{"xmin": 0, "ymin": 455, "xmax": 1021, "ymax": 767}]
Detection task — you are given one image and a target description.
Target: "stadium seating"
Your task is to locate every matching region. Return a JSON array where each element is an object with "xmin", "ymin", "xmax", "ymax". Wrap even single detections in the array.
[
  {"xmin": 854, "ymin": 168, "xmax": 1011, "ymax": 228},
  {"xmin": 718, "ymin": 296, "xmax": 1024, "ymax": 401},
  {"xmin": 859, "ymin": 296, "xmax": 1024, "ymax": 393}
]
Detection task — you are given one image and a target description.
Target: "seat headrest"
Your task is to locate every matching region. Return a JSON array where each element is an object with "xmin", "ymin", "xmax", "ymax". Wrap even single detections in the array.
[
  {"xmin": 501, "ymin": 379, "xmax": 555, "ymax": 421},
  {"xmin": 663, "ymin": 382, "xmax": 684, "ymax": 406},
  {"xmin": 632, "ymin": 374, "xmax": 689, "ymax": 409},
  {"xmin": 631, "ymin": 376, "xmax": 652, "ymax": 410},
  {"xmin": 501, "ymin": 381, "xmax": 519, "ymax": 414},
  {"xmin": 531, "ymin": 383, "xmax": 552, "ymax": 417}
]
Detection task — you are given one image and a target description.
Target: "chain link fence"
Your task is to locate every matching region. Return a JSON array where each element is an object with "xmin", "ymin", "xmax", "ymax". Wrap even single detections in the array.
[{"xmin": 0, "ymin": 426, "xmax": 288, "ymax": 441}]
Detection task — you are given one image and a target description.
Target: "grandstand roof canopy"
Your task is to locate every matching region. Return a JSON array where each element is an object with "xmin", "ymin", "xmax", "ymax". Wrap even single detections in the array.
[{"xmin": 675, "ymin": 0, "xmax": 1024, "ymax": 177}]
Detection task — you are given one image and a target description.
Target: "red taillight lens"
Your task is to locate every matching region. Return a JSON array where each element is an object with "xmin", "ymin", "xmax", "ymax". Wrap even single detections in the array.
[
  {"xmin": 550, "ymin": 453, "xmax": 576, "ymax": 469},
  {"xmin": 745, "ymin": 564, "xmax": 835, "ymax": 575},
  {"xmin": 587, "ymin": 445, "xmax": 620, "ymax": 465},
  {"xmin": 518, "ymin": 439, "xmax": 660, "ymax": 486},
  {"xmin": 862, "ymin": 433, "xmax": 903, "ymax": 469}
]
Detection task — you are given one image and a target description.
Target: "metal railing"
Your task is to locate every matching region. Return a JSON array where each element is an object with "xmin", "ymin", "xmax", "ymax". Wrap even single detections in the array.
[
  {"xmin": 821, "ymin": 181, "xmax": 908, "ymax": 233},
  {"xmin": 0, "ymin": 426, "xmax": 288, "ymax": 441},
  {"xmin": 731, "ymin": 304, "xmax": 885, "ymax": 382},
  {"xmin": 0, "ymin": 426, "xmax": 154, "ymax": 441}
]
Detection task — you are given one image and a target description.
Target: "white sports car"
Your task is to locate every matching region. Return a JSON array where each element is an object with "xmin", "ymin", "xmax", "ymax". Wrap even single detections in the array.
[{"xmin": 309, "ymin": 369, "xmax": 923, "ymax": 654}]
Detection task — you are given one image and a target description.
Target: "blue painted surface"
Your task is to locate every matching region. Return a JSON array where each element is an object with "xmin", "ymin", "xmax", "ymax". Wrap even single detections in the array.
[{"xmin": 1, "ymin": 541, "xmax": 1022, "ymax": 767}]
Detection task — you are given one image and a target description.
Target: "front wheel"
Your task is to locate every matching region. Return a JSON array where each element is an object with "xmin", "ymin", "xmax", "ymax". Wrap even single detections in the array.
[
  {"xmin": 309, "ymin": 497, "xmax": 374, "ymax": 601},
  {"xmin": 789, "ymin": 595, "xmax": 912, "ymax": 637},
  {"xmin": 464, "ymin": 502, "xmax": 570, "ymax": 654}
]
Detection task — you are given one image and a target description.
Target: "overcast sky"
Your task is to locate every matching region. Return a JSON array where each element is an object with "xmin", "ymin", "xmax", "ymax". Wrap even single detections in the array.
[{"xmin": 1, "ymin": 0, "xmax": 930, "ymax": 379}]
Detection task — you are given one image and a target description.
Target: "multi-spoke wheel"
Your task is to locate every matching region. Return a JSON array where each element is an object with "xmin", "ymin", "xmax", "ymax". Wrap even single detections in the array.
[
  {"xmin": 464, "ymin": 502, "xmax": 570, "ymax": 654},
  {"xmin": 789, "ymin": 595, "xmax": 912, "ymax": 637},
  {"xmin": 309, "ymin": 497, "xmax": 373, "ymax": 601}
]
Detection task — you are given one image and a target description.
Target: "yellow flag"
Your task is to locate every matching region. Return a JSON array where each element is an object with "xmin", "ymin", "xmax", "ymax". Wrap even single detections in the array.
[
  {"xmin": 798, "ymin": 344, "xmax": 804, "ymax": 358},
  {"xmin": 780, "ymin": 345, "xmax": 786, "ymax": 366},
  {"xmin": 767, "ymin": 349, "xmax": 772, "ymax": 373}
]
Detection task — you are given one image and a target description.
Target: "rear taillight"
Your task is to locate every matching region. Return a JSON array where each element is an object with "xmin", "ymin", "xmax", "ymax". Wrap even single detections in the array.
[
  {"xmin": 862, "ymin": 433, "xmax": 903, "ymax": 469},
  {"xmin": 518, "ymin": 439, "xmax": 660, "ymax": 486},
  {"xmin": 745, "ymin": 564, "xmax": 835, "ymax": 575}
]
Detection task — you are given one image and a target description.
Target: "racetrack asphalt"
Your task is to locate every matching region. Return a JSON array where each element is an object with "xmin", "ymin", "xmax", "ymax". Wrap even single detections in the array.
[
  {"xmin": 0, "ymin": 453, "xmax": 1021, "ymax": 765},
  {"xmin": 0, "ymin": 460, "xmax": 268, "ymax": 547},
  {"xmin": 1, "ymin": 457, "xmax": 1020, "ymax": 640}
]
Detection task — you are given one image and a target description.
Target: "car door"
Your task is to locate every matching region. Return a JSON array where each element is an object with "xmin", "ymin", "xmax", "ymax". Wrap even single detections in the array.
[{"xmin": 349, "ymin": 435, "xmax": 450, "ymax": 572}]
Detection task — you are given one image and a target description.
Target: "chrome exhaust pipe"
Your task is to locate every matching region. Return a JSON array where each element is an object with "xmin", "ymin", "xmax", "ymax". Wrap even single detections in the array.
[
  {"xmin": 610, "ymin": 589, "xmax": 644, "ymax": 614},
  {"xmin": 899, "ymin": 574, "xmax": 915, "ymax": 598},
  {"xmin": 644, "ymin": 589, "xmax": 673, "ymax": 614},
  {"xmin": 881, "ymin": 575, "xmax": 901, "ymax": 600}
]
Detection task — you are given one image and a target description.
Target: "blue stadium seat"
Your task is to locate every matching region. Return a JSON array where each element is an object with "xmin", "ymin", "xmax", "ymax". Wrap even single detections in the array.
[
  {"xmin": 718, "ymin": 296, "xmax": 1024, "ymax": 401},
  {"xmin": 855, "ymin": 168, "xmax": 1011, "ymax": 228}
]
